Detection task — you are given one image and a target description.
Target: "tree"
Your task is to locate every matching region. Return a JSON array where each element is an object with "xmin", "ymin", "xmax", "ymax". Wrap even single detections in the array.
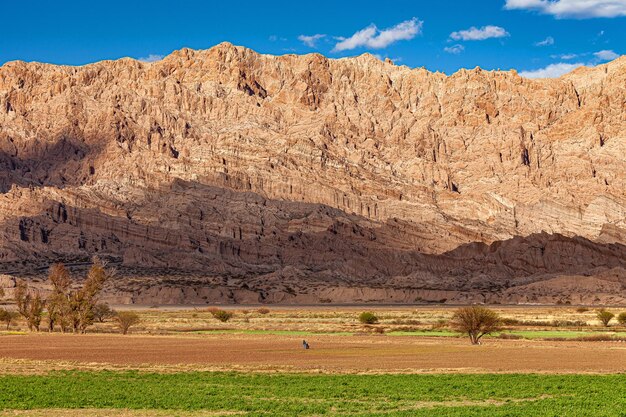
[
  {"xmin": 358, "ymin": 312, "xmax": 379, "ymax": 324},
  {"xmin": 14, "ymin": 280, "xmax": 30, "ymax": 320},
  {"xmin": 450, "ymin": 306, "xmax": 501, "ymax": 345},
  {"xmin": 14, "ymin": 280, "xmax": 45, "ymax": 332},
  {"xmin": 71, "ymin": 257, "xmax": 110, "ymax": 333},
  {"xmin": 617, "ymin": 312, "xmax": 626, "ymax": 326},
  {"xmin": 0, "ymin": 308, "xmax": 18, "ymax": 330},
  {"xmin": 45, "ymin": 258, "xmax": 111, "ymax": 333},
  {"xmin": 596, "ymin": 309, "xmax": 615, "ymax": 327},
  {"xmin": 27, "ymin": 293, "xmax": 45, "ymax": 332},
  {"xmin": 92, "ymin": 303, "xmax": 114, "ymax": 323},
  {"xmin": 115, "ymin": 311, "xmax": 140, "ymax": 335},
  {"xmin": 47, "ymin": 263, "xmax": 72, "ymax": 332}
]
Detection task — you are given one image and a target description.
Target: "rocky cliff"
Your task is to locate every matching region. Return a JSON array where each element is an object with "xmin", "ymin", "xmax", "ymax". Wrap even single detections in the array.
[{"xmin": 0, "ymin": 43, "xmax": 624, "ymax": 304}]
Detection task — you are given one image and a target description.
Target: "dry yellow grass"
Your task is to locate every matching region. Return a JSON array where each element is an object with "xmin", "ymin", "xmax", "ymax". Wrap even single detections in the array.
[{"xmin": 78, "ymin": 305, "xmax": 616, "ymax": 334}]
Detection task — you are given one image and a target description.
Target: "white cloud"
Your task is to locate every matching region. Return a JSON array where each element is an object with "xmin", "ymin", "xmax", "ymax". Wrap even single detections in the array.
[
  {"xmin": 505, "ymin": 0, "xmax": 626, "ymax": 18},
  {"xmin": 594, "ymin": 49, "xmax": 619, "ymax": 60},
  {"xmin": 444, "ymin": 44, "xmax": 465, "ymax": 54},
  {"xmin": 450, "ymin": 25, "xmax": 509, "ymax": 41},
  {"xmin": 298, "ymin": 34, "xmax": 326, "ymax": 48},
  {"xmin": 519, "ymin": 62, "xmax": 585, "ymax": 78},
  {"xmin": 138, "ymin": 54, "xmax": 164, "ymax": 63},
  {"xmin": 332, "ymin": 18, "xmax": 423, "ymax": 52},
  {"xmin": 556, "ymin": 53, "xmax": 578, "ymax": 59},
  {"xmin": 535, "ymin": 36, "xmax": 555, "ymax": 46}
]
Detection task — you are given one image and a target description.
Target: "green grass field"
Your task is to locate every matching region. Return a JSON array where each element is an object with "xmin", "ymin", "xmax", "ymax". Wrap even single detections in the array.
[{"xmin": 1, "ymin": 371, "xmax": 626, "ymax": 416}]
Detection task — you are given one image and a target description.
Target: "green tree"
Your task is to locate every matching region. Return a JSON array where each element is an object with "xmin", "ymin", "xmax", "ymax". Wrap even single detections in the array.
[
  {"xmin": 617, "ymin": 312, "xmax": 626, "ymax": 326},
  {"xmin": 451, "ymin": 306, "xmax": 501, "ymax": 345}
]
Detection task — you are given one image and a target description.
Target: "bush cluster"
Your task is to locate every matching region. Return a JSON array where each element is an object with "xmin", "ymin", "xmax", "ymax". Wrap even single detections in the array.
[{"xmin": 358, "ymin": 312, "xmax": 379, "ymax": 324}]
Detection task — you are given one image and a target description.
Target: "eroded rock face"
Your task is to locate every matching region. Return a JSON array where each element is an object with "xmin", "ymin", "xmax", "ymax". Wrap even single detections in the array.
[{"xmin": 0, "ymin": 43, "xmax": 624, "ymax": 304}]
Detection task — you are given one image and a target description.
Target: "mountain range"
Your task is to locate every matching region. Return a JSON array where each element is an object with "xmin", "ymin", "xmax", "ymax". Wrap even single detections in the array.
[{"xmin": 0, "ymin": 43, "xmax": 624, "ymax": 304}]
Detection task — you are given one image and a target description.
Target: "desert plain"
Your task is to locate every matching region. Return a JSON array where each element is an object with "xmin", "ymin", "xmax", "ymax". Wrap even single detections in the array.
[{"xmin": 2, "ymin": 305, "xmax": 626, "ymax": 416}]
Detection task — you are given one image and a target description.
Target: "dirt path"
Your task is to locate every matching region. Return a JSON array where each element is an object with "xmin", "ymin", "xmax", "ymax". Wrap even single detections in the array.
[{"xmin": 1, "ymin": 333, "xmax": 626, "ymax": 374}]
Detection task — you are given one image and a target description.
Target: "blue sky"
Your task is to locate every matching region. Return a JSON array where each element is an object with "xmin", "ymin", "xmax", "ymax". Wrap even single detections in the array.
[{"xmin": 2, "ymin": 0, "xmax": 624, "ymax": 77}]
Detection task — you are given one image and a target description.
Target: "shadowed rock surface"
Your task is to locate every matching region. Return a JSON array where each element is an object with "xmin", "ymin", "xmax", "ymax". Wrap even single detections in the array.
[{"xmin": 0, "ymin": 43, "xmax": 624, "ymax": 304}]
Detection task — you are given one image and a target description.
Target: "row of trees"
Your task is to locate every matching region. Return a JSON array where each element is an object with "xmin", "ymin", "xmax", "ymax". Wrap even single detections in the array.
[
  {"xmin": 451, "ymin": 307, "xmax": 626, "ymax": 344},
  {"xmin": 596, "ymin": 309, "xmax": 626, "ymax": 327},
  {"xmin": 358, "ymin": 306, "xmax": 626, "ymax": 345},
  {"xmin": 2, "ymin": 257, "xmax": 136, "ymax": 334}
]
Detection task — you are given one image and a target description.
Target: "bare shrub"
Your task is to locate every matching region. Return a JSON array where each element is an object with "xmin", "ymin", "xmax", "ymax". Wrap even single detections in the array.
[
  {"xmin": 450, "ymin": 306, "xmax": 501, "ymax": 345},
  {"xmin": 257, "ymin": 308, "xmax": 270, "ymax": 315},
  {"xmin": 576, "ymin": 307, "xmax": 590, "ymax": 313}
]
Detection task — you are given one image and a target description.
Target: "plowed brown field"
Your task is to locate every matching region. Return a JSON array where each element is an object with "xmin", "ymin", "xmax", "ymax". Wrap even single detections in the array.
[{"xmin": 2, "ymin": 333, "xmax": 626, "ymax": 374}]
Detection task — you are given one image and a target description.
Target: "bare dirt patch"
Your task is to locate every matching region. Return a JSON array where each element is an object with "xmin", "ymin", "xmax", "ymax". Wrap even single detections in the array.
[{"xmin": 1, "ymin": 333, "xmax": 626, "ymax": 374}]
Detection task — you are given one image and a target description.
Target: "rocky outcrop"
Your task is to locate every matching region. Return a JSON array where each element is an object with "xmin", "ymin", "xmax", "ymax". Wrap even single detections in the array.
[{"xmin": 0, "ymin": 43, "xmax": 624, "ymax": 304}]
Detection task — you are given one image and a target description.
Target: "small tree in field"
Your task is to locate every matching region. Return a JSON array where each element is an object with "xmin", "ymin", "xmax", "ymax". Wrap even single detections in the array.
[
  {"xmin": 359, "ymin": 312, "xmax": 379, "ymax": 324},
  {"xmin": 115, "ymin": 312, "xmax": 140, "ymax": 335},
  {"xmin": 451, "ymin": 306, "xmax": 501, "ymax": 345},
  {"xmin": 596, "ymin": 309, "xmax": 615, "ymax": 327},
  {"xmin": 14, "ymin": 280, "xmax": 45, "ymax": 332},
  {"xmin": 617, "ymin": 312, "xmax": 626, "ymax": 326},
  {"xmin": 27, "ymin": 292, "xmax": 45, "ymax": 332}
]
